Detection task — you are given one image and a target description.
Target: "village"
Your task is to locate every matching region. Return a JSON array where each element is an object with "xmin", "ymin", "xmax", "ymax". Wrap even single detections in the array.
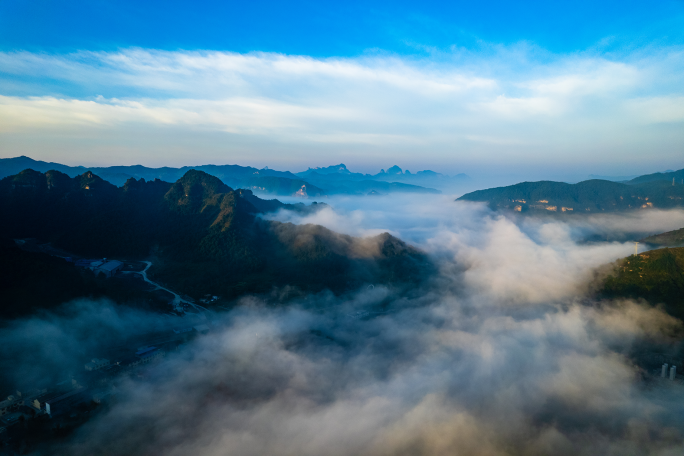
[
  {"xmin": 0, "ymin": 321, "xmax": 214, "ymax": 450},
  {"xmin": 13, "ymin": 238, "xmax": 219, "ymax": 314},
  {"xmin": 0, "ymin": 240, "xmax": 223, "ymax": 451}
]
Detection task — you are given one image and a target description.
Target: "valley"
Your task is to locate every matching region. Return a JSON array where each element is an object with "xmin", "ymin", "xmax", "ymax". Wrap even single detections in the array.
[{"xmin": 2, "ymin": 161, "xmax": 684, "ymax": 455}]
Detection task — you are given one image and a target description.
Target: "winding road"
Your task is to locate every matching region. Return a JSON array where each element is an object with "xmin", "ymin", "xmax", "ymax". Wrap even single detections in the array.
[{"xmin": 125, "ymin": 261, "xmax": 208, "ymax": 314}]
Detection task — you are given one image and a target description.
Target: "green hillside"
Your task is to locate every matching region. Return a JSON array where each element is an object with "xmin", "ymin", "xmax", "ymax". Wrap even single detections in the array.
[
  {"xmin": 0, "ymin": 169, "xmax": 432, "ymax": 302},
  {"xmin": 457, "ymin": 179, "xmax": 684, "ymax": 213},
  {"xmin": 642, "ymin": 227, "xmax": 684, "ymax": 247},
  {"xmin": 600, "ymin": 247, "xmax": 684, "ymax": 319},
  {"xmin": 626, "ymin": 168, "xmax": 684, "ymax": 185}
]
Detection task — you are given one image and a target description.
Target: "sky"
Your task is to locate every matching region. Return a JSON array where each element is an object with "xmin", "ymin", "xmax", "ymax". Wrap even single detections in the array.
[{"xmin": 1, "ymin": 0, "xmax": 683, "ymax": 180}]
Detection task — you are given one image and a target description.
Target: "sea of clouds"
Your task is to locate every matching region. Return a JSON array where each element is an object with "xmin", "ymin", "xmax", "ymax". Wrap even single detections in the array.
[{"xmin": 2, "ymin": 197, "xmax": 684, "ymax": 455}]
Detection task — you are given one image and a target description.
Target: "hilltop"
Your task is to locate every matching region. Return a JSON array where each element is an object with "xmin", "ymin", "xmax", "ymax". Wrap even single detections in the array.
[
  {"xmin": 627, "ymin": 169, "xmax": 684, "ymax": 185},
  {"xmin": 599, "ymin": 247, "xmax": 684, "ymax": 319},
  {"xmin": 457, "ymin": 172, "xmax": 684, "ymax": 213},
  {"xmin": 296, "ymin": 163, "xmax": 468, "ymax": 192},
  {"xmin": 642, "ymin": 228, "xmax": 684, "ymax": 247},
  {"xmin": 0, "ymin": 169, "xmax": 432, "ymax": 303}
]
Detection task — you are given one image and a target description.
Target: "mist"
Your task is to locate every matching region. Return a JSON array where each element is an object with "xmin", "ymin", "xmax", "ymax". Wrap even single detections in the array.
[{"xmin": 3, "ymin": 196, "xmax": 684, "ymax": 455}]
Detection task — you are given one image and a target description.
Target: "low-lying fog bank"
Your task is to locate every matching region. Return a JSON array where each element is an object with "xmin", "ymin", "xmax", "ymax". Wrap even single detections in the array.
[{"xmin": 3, "ymin": 197, "xmax": 684, "ymax": 455}]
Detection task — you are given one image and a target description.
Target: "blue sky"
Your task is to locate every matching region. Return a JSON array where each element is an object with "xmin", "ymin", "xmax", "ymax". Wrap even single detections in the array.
[
  {"xmin": 1, "ymin": 0, "xmax": 683, "ymax": 180},
  {"xmin": 2, "ymin": 0, "xmax": 683, "ymax": 56}
]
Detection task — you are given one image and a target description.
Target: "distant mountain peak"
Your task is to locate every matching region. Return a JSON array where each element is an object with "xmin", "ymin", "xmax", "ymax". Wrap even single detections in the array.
[
  {"xmin": 177, "ymin": 169, "xmax": 231, "ymax": 192},
  {"xmin": 315, "ymin": 164, "xmax": 349, "ymax": 173},
  {"xmin": 296, "ymin": 163, "xmax": 352, "ymax": 177},
  {"xmin": 73, "ymin": 170, "xmax": 117, "ymax": 193},
  {"xmin": 386, "ymin": 165, "xmax": 403, "ymax": 175}
]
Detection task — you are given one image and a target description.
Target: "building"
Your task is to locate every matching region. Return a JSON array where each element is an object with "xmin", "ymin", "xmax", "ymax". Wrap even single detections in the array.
[
  {"xmin": 89, "ymin": 260, "xmax": 105, "ymax": 270},
  {"xmin": 85, "ymin": 358, "xmax": 110, "ymax": 371},
  {"xmin": 94, "ymin": 260, "xmax": 123, "ymax": 278},
  {"xmin": 124, "ymin": 346, "xmax": 166, "ymax": 368},
  {"xmin": 1, "ymin": 412, "xmax": 24, "ymax": 426},
  {"xmin": 0, "ymin": 394, "xmax": 23, "ymax": 418},
  {"xmin": 44, "ymin": 389, "xmax": 88, "ymax": 417},
  {"xmin": 75, "ymin": 258, "xmax": 100, "ymax": 268}
]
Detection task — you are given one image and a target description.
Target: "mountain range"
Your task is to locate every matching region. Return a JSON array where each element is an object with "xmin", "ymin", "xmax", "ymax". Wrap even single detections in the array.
[
  {"xmin": 295, "ymin": 163, "xmax": 470, "ymax": 192},
  {"xmin": 457, "ymin": 170, "xmax": 684, "ymax": 213},
  {"xmin": 0, "ymin": 156, "xmax": 460, "ymax": 198},
  {"xmin": 0, "ymin": 168, "xmax": 433, "ymax": 305}
]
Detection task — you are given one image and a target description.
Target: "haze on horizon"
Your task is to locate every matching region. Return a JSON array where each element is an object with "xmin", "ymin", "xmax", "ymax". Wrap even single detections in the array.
[{"xmin": 1, "ymin": 0, "xmax": 683, "ymax": 183}]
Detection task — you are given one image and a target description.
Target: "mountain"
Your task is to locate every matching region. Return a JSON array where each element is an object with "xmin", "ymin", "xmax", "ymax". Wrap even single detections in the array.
[
  {"xmin": 599, "ymin": 247, "xmax": 684, "ymax": 319},
  {"xmin": 236, "ymin": 189, "xmax": 327, "ymax": 214},
  {"xmin": 296, "ymin": 164, "xmax": 359, "ymax": 177},
  {"xmin": 457, "ymin": 177, "xmax": 684, "ymax": 213},
  {"xmin": 0, "ymin": 156, "xmax": 306, "ymax": 196},
  {"xmin": 371, "ymin": 165, "xmax": 471, "ymax": 191},
  {"xmin": 0, "ymin": 169, "xmax": 432, "ymax": 302},
  {"xmin": 626, "ymin": 169, "xmax": 684, "ymax": 185},
  {"xmin": 0, "ymin": 156, "xmax": 89, "ymax": 179},
  {"xmin": 297, "ymin": 172, "xmax": 441, "ymax": 195},
  {"xmin": 241, "ymin": 176, "xmax": 326, "ymax": 197},
  {"xmin": 295, "ymin": 163, "xmax": 454, "ymax": 194},
  {"xmin": 0, "ymin": 157, "xmax": 441, "ymax": 197},
  {"xmin": 642, "ymin": 227, "xmax": 684, "ymax": 247},
  {"xmin": 588, "ymin": 174, "xmax": 639, "ymax": 182},
  {"xmin": 294, "ymin": 163, "xmax": 474, "ymax": 194}
]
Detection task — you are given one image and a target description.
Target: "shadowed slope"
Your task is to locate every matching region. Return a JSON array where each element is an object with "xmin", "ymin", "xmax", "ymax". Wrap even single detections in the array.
[
  {"xmin": 599, "ymin": 247, "xmax": 684, "ymax": 319},
  {"xmin": 0, "ymin": 169, "xmax": 433, "ymax": 302}
]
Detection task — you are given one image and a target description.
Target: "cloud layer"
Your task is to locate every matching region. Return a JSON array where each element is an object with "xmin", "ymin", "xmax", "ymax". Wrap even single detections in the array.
[
  {"xmin": 1, "ymin": 47, "xmax": 683, "ymax": 177},
  {"xmin": 3, "ymin": 199, "xmax": 684, "ymax": 455}
]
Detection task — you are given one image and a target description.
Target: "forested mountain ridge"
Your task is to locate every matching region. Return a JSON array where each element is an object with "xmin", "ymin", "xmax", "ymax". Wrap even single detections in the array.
[
  {"xmin": 0, "ymin": 169, "xmax": 432, "ymax": 300},
  {"xmin": 599, "ymin": 247, "xmax": 684, "ymax": 319},
  {"xmin": 627, "ymin": 168, "xmax": 684, "ymax": 185},
  {"xmin": 642, "ymin": 227, "xmax": 684, "ymax": 247},
  {"xmin": 0, "ymin": 156, "xmax": 436, "ymax": 196},
  {"xmin": 457, "ymin": 177, "xmax": 684, "ymax": 213}
]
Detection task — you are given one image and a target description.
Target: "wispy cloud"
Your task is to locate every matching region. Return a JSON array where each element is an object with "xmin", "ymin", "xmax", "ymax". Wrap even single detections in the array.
[{"xmin": 0, "ymin": 47, "xmax": 682, "ymax": 175}]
